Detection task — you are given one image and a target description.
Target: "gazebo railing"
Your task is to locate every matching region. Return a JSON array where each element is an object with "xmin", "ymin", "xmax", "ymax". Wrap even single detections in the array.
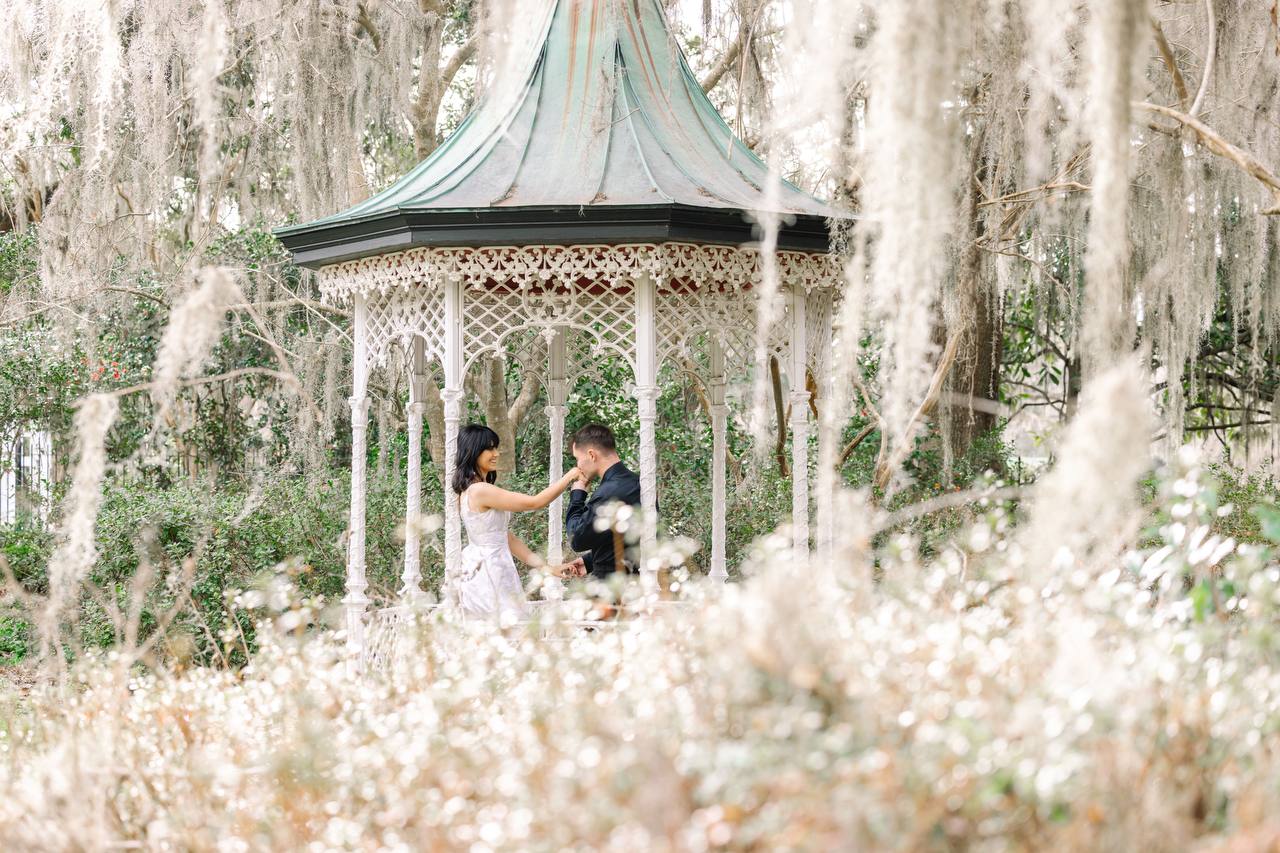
[{"xmin": 361, "ymin": 598, "xmax": 696, "ymax": 671}]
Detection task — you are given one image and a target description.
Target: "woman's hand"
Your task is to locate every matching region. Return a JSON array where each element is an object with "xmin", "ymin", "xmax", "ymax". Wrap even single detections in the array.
[
  {"xmin": 563, "ymin": 466, "xmax": 582, "ymax": 487},
  {"xmin": 547, "ymin": 559, "xmax": 587, "ymax": 579}
]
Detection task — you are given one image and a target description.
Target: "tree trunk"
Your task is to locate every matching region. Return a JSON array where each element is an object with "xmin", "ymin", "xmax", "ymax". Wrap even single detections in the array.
[
  {"xmin": 408, "ymin": 3, "xmax": 477, "ymax": 161},
  {"xmin": 423, "ymin": 373, "xmax": 446, "ymax": 480},
  {"xmin": 942, "ymin": 115, "xmax": 1003, "ymax": 463},
  {"xmin": 410, "ymin": 6, "xmax": 447, "ymax": 159},
  {"xmin": 474, "ymin": 355, "xmax": 540, "ymax": 475}
]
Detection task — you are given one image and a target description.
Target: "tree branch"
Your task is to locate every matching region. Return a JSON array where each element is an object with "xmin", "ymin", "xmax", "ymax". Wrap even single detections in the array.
[
  {"xmin": 507, "ymin": 367, "xmax": 541, "ymax": 429},
  {"xmin": 1150, "ymin": 16, "xmax": 1189, "ymax": 109},
  {"xmin": 769, "ymin": 355, "xmax": 788, "ymax": 476},
  {"xmin": 838, "ymin": 422, "xmax": 877, "ymax": 466},
  {"xmin": 1188, "ymin": 0, "xmax": 1216, "ymax": 118},
  {"xmin": 442, "ymin": 35, "xmax": 477, "ymax": 89},
  {"xmin": 1185, "ymin": 420, "xmax": 1271, "ymax": 432},
  {"xmin": 1135, "ymin": 101, "xmax": 1280, "ymax": 214},
  {"xmin": 354, "ymin": 2, "xmax": 382, "ymax": 52},
  {"xmin": 701, "ymin": 31, "xmax": 747, "ymax": 94},
  {"xmin": 873, "ymin": 332, "xmax": 963, "ymax": 491},
  {"xmin": 699, "ymin": 24, "xmax": 780, "ymax": 93}
]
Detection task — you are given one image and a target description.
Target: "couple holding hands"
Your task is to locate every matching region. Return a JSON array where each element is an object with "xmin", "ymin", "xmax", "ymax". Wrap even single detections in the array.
[{"xmin": 451, "ymin": 422, "xmax": 642, "ymax": 620}]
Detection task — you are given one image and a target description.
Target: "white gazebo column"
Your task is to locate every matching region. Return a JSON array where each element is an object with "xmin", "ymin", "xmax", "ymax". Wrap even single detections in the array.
[
  {"xmin": 634, "ymin": 273, "xmax": 660, "ymax": 571},
  {"xmin": 344, "ymin": 292, "xmax": 372, "ymax": 661},
  {"xmin": 814, "ymin": 295, "xmax": 838, "ymax": 558},
  {"xmin": 546, "ymin": 329, "xmax": 568, "ymax": 563},
  {"xmin": 708, "ymin": 336, "xmax": 729, "ymax": 583},
  {"xmin": 789, "ymin": 283, "xmax": 812, "ymax": 562},
  {"xmin": 442, "ymin": 279, "xmax": 465, "ymax": 577},
  {"xmin": 401, "ymin": 335, "xmax": 427, "ymax": 601}
]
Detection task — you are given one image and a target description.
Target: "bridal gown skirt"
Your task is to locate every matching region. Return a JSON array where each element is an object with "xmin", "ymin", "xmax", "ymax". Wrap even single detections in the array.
[{"xmin": 453, "ymin": 488, "xmax": 530, "ymax": 622}]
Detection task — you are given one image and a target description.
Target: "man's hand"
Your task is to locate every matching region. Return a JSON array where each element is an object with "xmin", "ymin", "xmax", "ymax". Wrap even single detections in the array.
[{"xmin": 572, "ymin": 475, "xmax": 590, "ymax": 493}]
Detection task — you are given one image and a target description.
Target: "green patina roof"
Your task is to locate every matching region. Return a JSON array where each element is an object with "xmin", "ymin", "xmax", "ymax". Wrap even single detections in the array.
[{"xmin": 277, "ymin": 0, "xmax": 844, "ymax": 265}]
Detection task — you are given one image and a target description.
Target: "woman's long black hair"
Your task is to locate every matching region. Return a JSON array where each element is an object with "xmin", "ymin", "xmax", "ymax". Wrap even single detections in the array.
[{"xmin": 452, "ymin": 424, "xmax": 500, "ymax": 494}]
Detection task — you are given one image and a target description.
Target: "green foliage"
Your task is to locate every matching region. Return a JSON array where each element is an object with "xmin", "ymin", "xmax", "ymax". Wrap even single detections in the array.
[
  {"xmin": 0, "ymin": 475, "xmax": 437, "ymax": 665},
  {"xmin": 1209, "ymin": 464, "xmax": 1279, "ymax": 545},
  {"xmin": 4, "ymin": 223, "xmax": 1278, "ymax": 668},
  {"xmin": 1254, "ymin": 503, "xmax": 1280, "ymax": 544},
  {"xmin": 0, "ymin": 519, "xmax": 53, "ymax": 594},
  {"xmin": 0, "ymin": 325, "xmax": 87, "ymax": 466},
  {"xmin": 1139, "ymin": 462, "xmax": 1279, "ymax": 548},
  {"xmin": 0, "ymin": 615, "xmax": 31, "ymax": 665},
  {"xmin": 0, "ymin": 227, "xmax": 38, "ymax": 294},
  {"xmin": 0, "ymin": 519, "xmax": 49, "ymax": 665}
]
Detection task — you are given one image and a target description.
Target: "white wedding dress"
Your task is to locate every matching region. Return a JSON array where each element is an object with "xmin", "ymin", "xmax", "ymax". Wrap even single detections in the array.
[{"xmin": 453, "ymin": 485, "xmax": 530, "ymax": 621}]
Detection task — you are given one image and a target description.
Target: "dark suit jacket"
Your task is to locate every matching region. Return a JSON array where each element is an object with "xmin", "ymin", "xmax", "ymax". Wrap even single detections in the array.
[{"xmin": 565, "ymin": 461, "xmax": 643, "ymax": 578}]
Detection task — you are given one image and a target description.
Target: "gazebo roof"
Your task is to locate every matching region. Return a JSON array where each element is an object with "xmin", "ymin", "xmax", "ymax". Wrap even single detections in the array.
[{"xmin": 276, "ymin": 0, "xmax": 846, "ymax": 267}]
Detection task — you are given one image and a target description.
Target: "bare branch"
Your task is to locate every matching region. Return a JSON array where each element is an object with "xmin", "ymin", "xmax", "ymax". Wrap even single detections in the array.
[
  {"xmin": 1135, "ymin": 101, "xmax": 1280, "ymax": 214},
  {"xmin": 874, "ymin": 332, "xmax": 963, "ymax": 491},
  {"xmin": 1150, "ymin": 16, "xmax": 1189, "ymax": 109},
  {"xmin": 1188, "ymin": 0, "xmax": 1216, "ymax": 119},
  {"xmin": 442, "ymin": 35, "xmax": 478, "ymax": 89},
  {"xmin": 882, "ymin": 485, "xmax": 1026, "ymax": 528},
  {"xmin": 838, "ymin": 421, "xmax": 878, "ymax": 466},
  {"xmin": 507, "ymin": 367, "xmax": 541, "ymax": 429},
  {"xmin": 978, "ymin": 181, "xmax": 1091, "ymax": 208},
  {"xmin": 701, "ymin": 30, "xmax": 748, "ymax": 94},
  {"xmin": 700, "ymin": 15, "xmax": 780, "ymax": 95},
  {"xmin": 355, "ymin": 2, "xmax": 382, "ymax": 52},
  {"xmin": 769, "ymin": 355, "xmax": 789, "ymax": 476}
]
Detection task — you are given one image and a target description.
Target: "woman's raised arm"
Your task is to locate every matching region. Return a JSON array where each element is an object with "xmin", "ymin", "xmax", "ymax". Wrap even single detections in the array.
[{"xmin": 468, "ymin": 467, "xmax": 582, "ymax": 513}]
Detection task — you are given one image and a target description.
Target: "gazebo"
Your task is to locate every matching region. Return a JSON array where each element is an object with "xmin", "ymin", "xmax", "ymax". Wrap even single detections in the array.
[{"xmin": 275, "ymin": 0, "xmax": 847, "ymax": 651}]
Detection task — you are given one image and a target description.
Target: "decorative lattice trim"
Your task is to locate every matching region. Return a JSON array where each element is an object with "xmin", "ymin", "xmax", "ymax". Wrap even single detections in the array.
[
  {"xmin": 318, "ymin": 243, "xmax": 842, "ymax": 302},
  {"xmin": 333, "ymin": 243, "xmax": 843, "ymax": 380}
]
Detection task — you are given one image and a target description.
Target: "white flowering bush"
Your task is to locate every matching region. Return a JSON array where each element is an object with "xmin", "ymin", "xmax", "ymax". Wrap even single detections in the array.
[{"xmin": 0, "ymin": 446, "xmax": 1277, "ymax": 851}]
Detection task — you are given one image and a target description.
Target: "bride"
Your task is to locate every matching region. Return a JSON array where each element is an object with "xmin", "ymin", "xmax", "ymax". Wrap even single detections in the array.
[{"xmin": 451, "ymin": 424, "xmax": 585, "ymax": 620}]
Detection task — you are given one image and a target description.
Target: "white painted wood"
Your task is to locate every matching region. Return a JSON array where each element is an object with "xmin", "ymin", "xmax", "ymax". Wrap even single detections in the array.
[
  {"xmin": 709, "ymin": 336, "xmax": 728, "ymax": 583},
  {"xmin": 634, "ymin": 273, "xmax": 660, "ymax": 570},
  {"xmin": 345, "ymin": 292, "xmax": 372, "ymax": 664},
  {"xmin": 815, "ymin": 300, "xmax": 839, "ymax": 560},
  {"xmin": 442, "ymin": 278, "xmax": 465, "ymax": 582},
  {"xmin": 402, "ymin": 335, "xmax": 427, "ymax": 601},
  {"xmin": 546, "ymin": 328, "xmax": 568, "ymax": 563},
  {"xmin": 789, "ymin": 284, "xmax": 811, "ymax": 562}
]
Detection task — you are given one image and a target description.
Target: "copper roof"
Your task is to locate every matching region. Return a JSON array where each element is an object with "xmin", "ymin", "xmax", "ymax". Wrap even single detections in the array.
[{"xmin": 277, "ymin": 0, "xmax": 846, "ymax": 266}]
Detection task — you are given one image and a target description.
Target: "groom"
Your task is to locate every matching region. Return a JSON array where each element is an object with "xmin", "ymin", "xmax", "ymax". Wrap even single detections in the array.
[{"xmin": 565, "ymin": 423, "xmax": 643, "ymax": 577}]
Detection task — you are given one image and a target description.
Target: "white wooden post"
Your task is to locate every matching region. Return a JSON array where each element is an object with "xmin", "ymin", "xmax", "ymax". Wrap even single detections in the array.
[
  {"xmin": 442, "ymin": 279, "xmax": 464, "ymax": 578},
  {"xmin": 546, "ymin": 329, "xmax": 568, "ymax": 563},
  {"xmin": 789, "ymin": 283, "xmax": 811, "ymax": 562},
  {"xmin": 709, "ymin": 336, "xmax": 729, "ymax": 583},
  {"xmin": 814, "ymin": 294, "xmax": 838, "ymax": 559},
  {"xmin": 402, "ymin": 335, "xmax": 427, "ymax": 601},
  {"xmin": 634, "ymin": 273, "xmax": 660, "ymax": 572},
  {"xmin": 345, "ymin": 292, "xmax": 372, "ymax": 662}
]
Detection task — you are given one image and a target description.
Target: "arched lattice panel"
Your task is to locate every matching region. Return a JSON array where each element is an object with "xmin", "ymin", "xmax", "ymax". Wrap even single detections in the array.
[
  {"xmin": 506, "ymin": 329, "xmax": 549, "ymax": 391},
  {"xmin": 805, "ymin": 289, "xmax": 836, "ymax": 376},
  {"xmin": 461, "ymin": 279, "xmax": 637, "ymax": 376},
  {"xmin": 728, "ymin": 290, "xmax": 833, "ymax": 384},
  {"xmin": 563, "ymin": 325, "xmax": 625, "ymax": 389},
  {"xmin": 657, "ymin": 284, "xmax": 742, "ymax": 385},
  {"xmin": 364, "ymin": 282, "xmax": 447, "ymax": 369},
  {"xmin": 654, "ymin": 281, "xmax": 798, "ymax": 391}
]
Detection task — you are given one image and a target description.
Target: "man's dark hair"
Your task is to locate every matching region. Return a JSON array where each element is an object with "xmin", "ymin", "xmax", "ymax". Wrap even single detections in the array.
[{"xmin": 570, "ymin": 423, "xmax": 617, "ymax": 453}]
